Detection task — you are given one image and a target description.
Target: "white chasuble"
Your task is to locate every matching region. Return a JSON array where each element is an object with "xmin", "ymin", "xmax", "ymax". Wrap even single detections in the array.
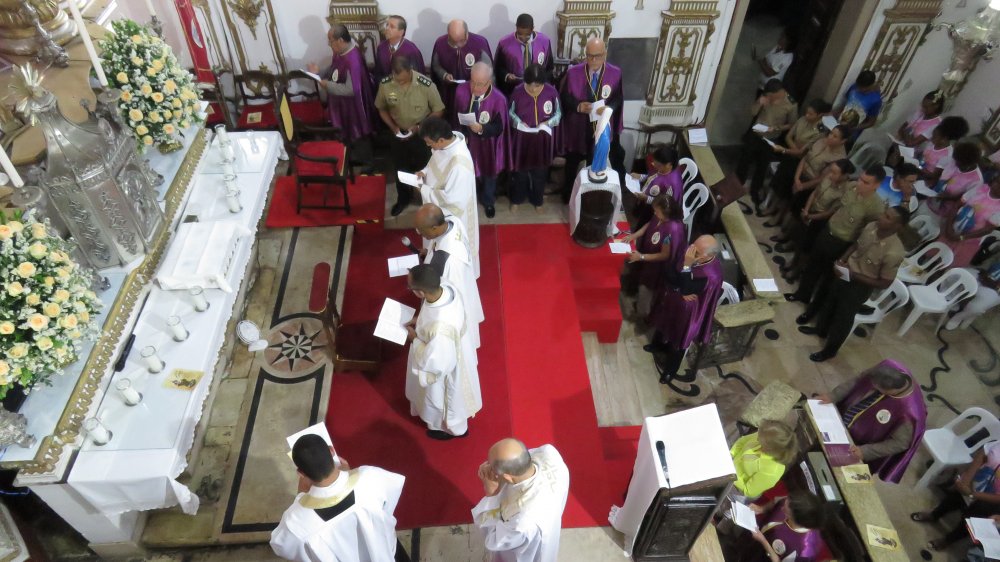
[
  {"xmin": 472, "ymin": 445, "xmax": 570, "ymax": 562},
  {"xmin": 405, "ymin": 283, "xmax": 482, "ymax": 435},
  {"xmin": 420, "ymin": 132, "xmax": 481, "ymax": 277},
  {"xmin": 270, "ymin": 466, "xmax": 405, "ymax": 562},
  {"xmin": 425, "ymin": 215, "xmax": 484, "ymax": 349}
]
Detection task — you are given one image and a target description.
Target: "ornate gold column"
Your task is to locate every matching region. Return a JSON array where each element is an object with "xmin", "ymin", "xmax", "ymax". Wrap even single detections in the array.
[
  {"xmin": 327, "ymin": 0, "xmax": 381, "ymax": 68},
  {"xmin": 0, "ymin": 0, "xmax": 90, "ymax": 56},
  {"xmin": 861, "ymin": 0, "xmax": 942, "ymax": 119},
  {"xmin": 556, "ymin": 0, "xmax": 615, "ymax": 62},
  {"xmin": 217, "ymin": 0, "xmax": 287, "ymax": 75},
  {"xmin": 638, "ymin": 1, "xmax": 720, "ymax": 127}
]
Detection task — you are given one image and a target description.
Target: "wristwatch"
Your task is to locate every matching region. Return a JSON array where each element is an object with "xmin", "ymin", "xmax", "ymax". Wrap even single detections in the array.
[{"xmin": 640, "ymin": 254, "xmax": 645, "ymax": 261}]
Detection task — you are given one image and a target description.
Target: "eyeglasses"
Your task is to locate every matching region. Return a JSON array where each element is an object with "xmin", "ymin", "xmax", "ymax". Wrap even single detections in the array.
[{"xmin": 585, "ymin": 52, "xmax": 605, "ymax": 59}]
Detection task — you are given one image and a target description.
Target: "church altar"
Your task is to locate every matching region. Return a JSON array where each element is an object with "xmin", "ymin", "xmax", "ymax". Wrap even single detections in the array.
[{"xmin": 0, "ymin": 129, "xmax": 281, "ymax": 554}]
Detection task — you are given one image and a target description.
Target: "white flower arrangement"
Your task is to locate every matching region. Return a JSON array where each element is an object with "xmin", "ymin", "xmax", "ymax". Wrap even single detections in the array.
[
  {"xmin": 98, "ymin": 19, "xmax": 203, "ymax": 151},
  {"xmin": 0, "ymin": 211, "xmax": 103, "ymax": 400}
]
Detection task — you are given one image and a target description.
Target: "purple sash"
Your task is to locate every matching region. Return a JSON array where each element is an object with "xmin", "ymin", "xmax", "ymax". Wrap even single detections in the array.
[
  {"xmin": 652, "ymin": 257, "xmax": 724, "ymax": 348},
  {"xmin": 642, "ymin": 169, "xmax": 684, "ymax": 206},
  {"xmin": 374, "ymin": 38, "xmax": 426, "ymax": 82},
  {"xmin": 453, "ymin": 83, "xmax": 508, "ymax": 177},
  {"xmin": 557, "ymin": 62, "xmax": 623, "ymax": 155},
  {"xmin": 431, "ymin": 33, "xmax": 493, "ymax": 126},
  {"xmin": 327, "ymin": 46, "xmax": 375, "ymax": 141},
  {"xmin": 837, "ymin": 359, "xmax": 927, "ymax": 483},
  {"xmin": 509, "ymin": 83, "xmax": 559, "ymax": 170},
  {"xmin": 637, "ymin": 219, "xmax": 686, "ymax": 289},
  {"xmin": 759, "ymin": 501, "xmax": 827, "ymax": 561},
  {"xmin": 495, "ymin": 32, "xmax": 552, "ymax": 94}
]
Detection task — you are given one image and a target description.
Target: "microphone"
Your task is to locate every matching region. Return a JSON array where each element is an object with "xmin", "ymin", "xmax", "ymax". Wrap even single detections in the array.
[
  {"xmin": 401, "ymin": 236, "xmax": 420, "ymax": 255},
  {"xmin": 656, "ymin": 440, "xmax": 671, "ymax": 488}
]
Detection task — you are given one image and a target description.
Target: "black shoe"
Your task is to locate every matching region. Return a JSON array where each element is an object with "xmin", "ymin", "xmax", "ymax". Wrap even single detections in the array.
[
  {"xmin": 809, "ymin": 349, "xmax": 836, "ymax": 362},
  {"xmin": 426, "ymin": 429, "xmax": 468, "ymax": 440},
  {"xmin": 643, "ymin": 343, "xmax": 666, "ymax": 353},
  {"xmin": 795, "ymin": 313, "xmax": 812, "ymax": 325},
  {"xmin": 798, "ymin": 325, "xmax": 820, "ymax": 335},
  {"xmin": 485, "ymin": 206, "xmax": 496, "ymax": 219},
  {"xmin": 784, "ymin": 293, "xmax": 801, "ymax": 302},
  {"xmin": 658, "ymin": 374, "xmax": 672, "ymax": 384},
  {"xmin": 390, "ymin": 201, "xmax": 408, "ymax": 217}
]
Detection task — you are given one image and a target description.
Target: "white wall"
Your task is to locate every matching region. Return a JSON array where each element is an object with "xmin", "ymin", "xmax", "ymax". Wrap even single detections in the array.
[
  {"xmin": 114, "ymin": 0, "xmax": 193, "ymax": 68},
  {"xmin": 950, "ymin": 54, "xmax": 1000, "ymax": 134}
]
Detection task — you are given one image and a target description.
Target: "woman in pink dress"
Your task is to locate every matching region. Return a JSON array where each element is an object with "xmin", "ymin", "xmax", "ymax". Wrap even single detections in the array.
[
  {"xmin": 930, "ymin": 141, "xmax": 984, "ymax": 218},
  {"xmin": 896, "ymin": 90, "xmax": 944, "ymax": 148},
  {"xmin": 940, "ymin": 175, "xmax": 1000, "ymax": 266},
  {"xmin": 915, "ymin": 116, "xmax": 968, "ymax": 186}
]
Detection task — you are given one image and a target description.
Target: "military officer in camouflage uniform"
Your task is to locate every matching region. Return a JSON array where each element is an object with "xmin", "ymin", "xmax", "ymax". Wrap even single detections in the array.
[{"xmin": 376, "ymin": 55, "xmax": 446, "ymax": 216}]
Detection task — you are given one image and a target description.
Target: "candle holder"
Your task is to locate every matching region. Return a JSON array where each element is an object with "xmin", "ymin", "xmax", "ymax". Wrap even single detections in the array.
[
  {"xmin": 214, "ymin": 124, "xmax": 230, "ymax": 145},
  {"xmin": 222, "ymin": 161, "xmax": 236, "ymax": 176},
  {"xmin": 140, "ymin": 345, "xmax": 164, "ymax": 373},
  {"xmin": 83, "ymin": 417, "xmax": 113, "ymax": 445},
  {"xmin": 189, "ymin": 286, "xmax": 210, "ymax": 312},
  {"xmin": 223, "ymin": 173, "xmax": 237, "ymax": 191},
  {"xmin": 225, "ymin": 189, "xmax": 242, "ymax": 213},
  {"xmin": 166, "ymin": 315, "xmax": 189, "ymax": 342},
  {"xmin": 221, "ymin": 143, "xmax": 236, "ymax": 162},
  {"xmin": 115, "ymin": 378, "xmax": 143, "ymax": 406}
]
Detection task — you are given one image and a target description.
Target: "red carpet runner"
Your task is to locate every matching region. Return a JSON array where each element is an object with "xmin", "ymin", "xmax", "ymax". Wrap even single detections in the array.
[
  {"xmin": 327, "ymin": 223, "xmax": 639, "ymax": 529},
  {"xmin": 265, "ymin": 175, "xmax": 386, "ymax": 228}
]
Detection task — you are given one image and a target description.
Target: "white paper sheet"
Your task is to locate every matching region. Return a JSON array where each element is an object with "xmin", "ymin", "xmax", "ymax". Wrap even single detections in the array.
[
  {"xmin": 516, "ymin": 121, "xmax": 551, "ymax": 135},
  {"xmin": 821, "ymin": 115, "xmax": 838, "ymax": 130},
  {"xmin": 752, "ymin": 278, "xmax": 779, "ymax": 293},
  {"xmin": 458, "ymin": 112, "xmax": 477, "ymax": 126},
  {"xmin": 373, "ymin": 298, "xmax": 417, "ymax": 345},
  {"xmin": 807, "ymin": 399, "xmax": 850, "ymax": 444},
  {"xmin": 301, "ymin": 70, "xmax": 322, "ymax": 82},
  {"xmin": 609, "ymin": 242, "xmax": 631, "ymax": 254},
  {"xmin": 914, "ymin": 180, "xmax": 938, "ymax": 198},
  {"xmin": 286, "ymin": 422, "xmax": 332, "ymax": 450},
  {"xmin": 967, "ymin": 518, "xmax": 1000, "ymax": 558},
  {"xmin": 834, "ymin": 264, "xmax": 851, "ymax": 282},
  {"xmin": 762, "ymin": 137, "xmax": 776, "ymax": 147},
  {"xmin": 387, "ymin": 254, "xmax": 420, "ymax": 277},
  {"xmin": 688, "ymin": 128, "xmax": 708, "ymax": 145},
  {"xmin": 731, "ymin": 502, "xmax": 759, "ymax": 532},
  {"xmin": 589, "ymin": 99, "xmax": 606, "ymax": 122},
  {"xmin": 752, "ymin": 123, "xmax": 770, "ymax": 133},
  {"xmin": 625, "ymin": 175, "xmax": 642, "ymax": 194},
  {"xmin": 395, "ymin": 130, "xmax": 413, "ymax": 139},
  {"xmin": 449, "ymin": 79, "xmax": 467, "ymax": 84},
  {"xmin": 397, "ymin": 171, "xmax": 423, "ymax": 188}
]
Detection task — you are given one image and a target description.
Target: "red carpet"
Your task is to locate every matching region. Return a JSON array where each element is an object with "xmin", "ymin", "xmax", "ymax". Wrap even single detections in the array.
[{"xmin": 265, "ymin": 175, "xmax": 385, "ymax": 228}]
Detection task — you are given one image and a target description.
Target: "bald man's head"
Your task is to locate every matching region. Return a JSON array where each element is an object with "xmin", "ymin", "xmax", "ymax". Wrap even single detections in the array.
[
  {"xmin": 414, "ymin": 204, "xmax": 446, "ymax": 236},
  {"xmin": 693, "ymin": 235, "xmax": 720, "ymax": 258},
  {"xmin": 470, "ymin": 62, "xmax": 493, "ymax": 96},
  {"xmin": 447, "ymin": 20, "xmax": 469, "ymax": 47},
  {"xmin": 489, "ymin": 438, "xmax": 531, "ymax": 479},
  {"xmin": 584, "ymin": 37, "xmax": 607, "ymax": 72}
]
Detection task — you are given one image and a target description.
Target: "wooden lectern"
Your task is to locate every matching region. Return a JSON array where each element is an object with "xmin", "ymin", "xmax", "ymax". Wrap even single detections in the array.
[{"xmin": 611, "ymin": 404, "xmax": 736, "ymax": 561}]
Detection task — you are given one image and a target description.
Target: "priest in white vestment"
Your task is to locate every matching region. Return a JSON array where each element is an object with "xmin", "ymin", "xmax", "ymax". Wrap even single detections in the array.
[
  {"xmin": 472, "ymin": 438, "xmax": 570, "ymax": 562},
  {"xmin": 415, "ymin": 203, "xmax": 484, "ymax": 349},
  {"xmin": 415, "ymin": 117, "xmax": 481, "ymax": 277},
  {"xmin": 270, "ymin": 434, "xmax": 410, "ymax": 562},
  {"xmin": 404, "ymin": 264, "xmax": 482, "ymax": 440}
]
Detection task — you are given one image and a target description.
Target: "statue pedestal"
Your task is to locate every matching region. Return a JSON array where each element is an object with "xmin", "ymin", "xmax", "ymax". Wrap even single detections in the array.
[{"xmin": 569, "ymin": 167, "xmax": 622, "ymax": 247}]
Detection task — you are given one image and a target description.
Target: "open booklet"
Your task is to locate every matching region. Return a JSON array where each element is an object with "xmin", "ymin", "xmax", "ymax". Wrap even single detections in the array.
[
  {"xmin": 516, "ymin": 121, "xmax": 552, "ymax": 136},
  {"xmin": 373, "ymin": 298, "xmax": 417, "ymax": 345},
  {"xmin": 624, "ymin": 175, "xmax": 643, "ymax": 194},
  {"xmin": 397, "ymin": 171, "xmax": 423, "ymax": 188},
  {"xmin": 967, "ymin": 517, "xmax": 1000, "ymax": 558},
  {"xmin": 458, "ymin": 112, "xmax": 477, "ymax": 126},
  {"xmin": 730, "ymin": 501, "xmax": 758, "ymax": 532},
  {"xmin": 388, "ymin": 254, "xmax": 420, "ymax": 277},
  {"xmin": 806, "ymin": 399, "xmax": 850, "ymax": 444},
  {"xmin": 285, "ymin": 422, "xmax": 334, "ymax": 460}
]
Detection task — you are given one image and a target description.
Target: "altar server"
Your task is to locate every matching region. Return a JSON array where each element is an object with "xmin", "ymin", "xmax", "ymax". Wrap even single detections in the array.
[
  {"xmin": 308, "ymin": 24, "xmax": 375, "ymax": 143},
  {"xmin": 417, "ymin": 117, "xmax": 480, "ymax": 277},
  {"xmin": 431, "ymin": 20, "xmax": 493, "ymax": 127},
  {"xmin": 454, "ymin": 62, "xmax": 508, "ymax": 218},
  {"xmin": 270, "ymin": 434, "xmax": 410, "ymax": 562},
  {"xmin": 374, "ymin": 15, "xmax": 425, "ymax": 83},
  {"xmin": 404, "ymin": 265, "xmax": 482, "ymax": 440},
  {"xmin": 558, "ymin": 37, "xmax": 625, "ymax": 202},
  {"xmin": 472, "ymin": 438, "xmax": 570, "ymax": 562},
  {"xmin": 415, "ymin": 203, "xmax": 484, "ymax": 348},
  {"xmin": 494, "ymin": 14, "xmax": 554, "ymax": 96}
]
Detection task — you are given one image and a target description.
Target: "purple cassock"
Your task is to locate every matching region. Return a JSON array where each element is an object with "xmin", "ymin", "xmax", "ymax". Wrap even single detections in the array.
[
  {"xmin": 558, "ymin": 62, "xmax": 623, "ymax": 156},
  {"xmin": 374, "ymin": 38, "xmax": 426, "ymax": 83},
  {"xmin": 652, "ymin": 257, "xmax": 724, "ymax": 349},
  {"xmin": 453, "ymin": 82, "xmax": 508, "ymax": 178},
  {"xmin": 837, "ymin": 359, "xmax": 927, "ymax": 483},
  {"xmin": 509, "ymin": 83, "xmax": 560, "ymax": 170},
  {"xmin": 634, "ymin": 169, "xmax": 685, "ymax": 227},
  {"xmin": 494, "ymin": 31, "xmax": 554, "ymax": 95},
  {"xmin": 753, "ymin": 500, "xmax": 827, "ymax": 562},
  {"xmin": 326, "ymin": 45, "xmax": 375, "ymax": 142},
  {"xmin": 637, "ymin": 218, "xmax": 687, "ymax": 291},
  {"xmin": 431, "ymin": 33, "xmax": 493, "ymax": 127}
]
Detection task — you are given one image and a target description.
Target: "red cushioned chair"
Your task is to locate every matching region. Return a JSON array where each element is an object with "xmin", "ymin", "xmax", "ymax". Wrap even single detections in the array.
[
  {"xmin": 286, "ymin": 69, "xmax": 328, "ymax": 127},
  {"xmin": 277, "ymin": 92, "xmax": 354, "ymax": 214},
  {"xmin": 235, "ymin": 70, "xmax": 279, "ymax": 130}
]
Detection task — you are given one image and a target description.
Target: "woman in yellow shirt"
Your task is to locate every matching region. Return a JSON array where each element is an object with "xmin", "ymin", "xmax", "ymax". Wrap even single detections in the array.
[{"xmin": 731, "ymin": 420, "xmax": 798, "ymax": 499}]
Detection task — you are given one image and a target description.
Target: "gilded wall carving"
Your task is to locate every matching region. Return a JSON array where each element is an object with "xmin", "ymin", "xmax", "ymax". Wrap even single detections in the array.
[
  {"xmin": 216, "ymin": 0, "xmax": 286, "ymax": 75},
  {"xmin": 327, "ymin": 0, "xmax": 381, "ymax": 68},
  {"xmin": 557, "ymin": 1, "xmax": 614, "ymax": 62},
  {"xmin": 227, "ymin": 0, "xmax": 264, "ymax": 39}
]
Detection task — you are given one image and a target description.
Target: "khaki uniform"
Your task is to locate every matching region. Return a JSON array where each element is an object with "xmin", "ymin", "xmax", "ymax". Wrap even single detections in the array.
[
  {"xmin": 811, "ymin": 177, "xmax": 847, "ymax": 214},
  {"xmin": 801, "ymin": 139, "xmax": 846, "ymax": 179},
  {"xmin": 786, "ymin": 116, "xmax": 823, "ymax": 150},
  {"xmin": 828, "ymin": 186, "xmax": 886, "ymax": 242},
  {"xmin": 753, "ymin": 95, "xmax": 798, "ymax": 140},
  {"xmin": 848, "ymin": 223, "xmax": 905, "ymax": 280},
  {"xmin": 374, "ymin": 72, "xmax": 445, "ymax": 130}
]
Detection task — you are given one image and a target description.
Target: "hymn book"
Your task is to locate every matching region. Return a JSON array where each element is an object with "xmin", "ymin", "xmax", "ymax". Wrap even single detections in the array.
[
  {"xmin": 688, "ymin": 128, "xmax": 708, "ymax": 145},
  {"xmin": 806, "ymin": 400, "xmax": 850, "ymax": 444},
  {"xmin": 373, "ymin": 298, "xmax": 416, "ymax": 345},
  {"xmin": 730, "ymin": 502, "xmax": 758, "ymax": 532},
  {"xmin": 967, "ymin": 517, "xmax": 1000, "ymax": 558},
  {"xmin": 624, "ymin": 175, "xmax": 642, "ymax": 194},
  {"xmin": 609, "ymin": 242, "xmax": 631, "ymax": 254}
]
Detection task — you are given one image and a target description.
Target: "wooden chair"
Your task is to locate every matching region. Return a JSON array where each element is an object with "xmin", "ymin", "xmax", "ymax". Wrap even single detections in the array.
[
  {"xmin": 201, "ymin": 67, "xmax": 238, "ymax": 129},
  {"xmin": 234, "ymin": 70, "xmax": 280, "ymax": 130},
  {"xmin": 277, "ymin": 92, "xmax": 354, "ymax": 214},
  {"xmin": 320, "ymin": 278, "xmax": 380, "ymax": 373},
  {"xmin": 285, "ymin": 69, "xmax": 328, "ymax": 127}
]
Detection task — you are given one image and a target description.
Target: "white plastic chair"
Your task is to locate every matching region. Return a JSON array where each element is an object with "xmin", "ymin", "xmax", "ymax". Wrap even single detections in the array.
[
  {"xmin": 719, "ymin": 281, "xmax": 740, "ymax": 306},
  {"xmin": 915, "ymin": 407, "xmax": 1000, "ymax": 488},
  {"xmin": 897, "ymin": 242, "xmax": 954, "ymax": 284},
  {"xmin": 678, "ymin": 157, "xmax": 698, "ymax": 188},
  {"xmin": 897, "ymin": 268, "xmax": 979, "ymax": 335},
  {"xmin": 851, "ymin": 279, "xmax": 909, "ymax": 338},
  {"xmin": 682, "ymin": 182, "xmax": 710, "ymax": 242},
  {"xmin": 907, "ymin": 215, "xmax": 940, "ymax": 255}
]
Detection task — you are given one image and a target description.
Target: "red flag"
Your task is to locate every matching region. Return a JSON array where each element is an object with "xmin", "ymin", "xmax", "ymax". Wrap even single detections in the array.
[{"xmin": 173, "ymin": 0, "xmax": 214, "ymax": 83}]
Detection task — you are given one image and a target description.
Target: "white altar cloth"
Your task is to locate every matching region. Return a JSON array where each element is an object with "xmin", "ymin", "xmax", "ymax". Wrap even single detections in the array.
[
  {"xmin": 65, "ymin": 132, "xmax": 280, "ymax": 516},
  {"xmin": 568, "ymin": 168, "xmax": 622, "ymax": 238}
]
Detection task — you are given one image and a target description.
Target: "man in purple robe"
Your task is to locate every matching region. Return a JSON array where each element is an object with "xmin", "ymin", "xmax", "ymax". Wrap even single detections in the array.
[
  {"xmin": 308, "ymin": 24, "xmax": 375, "ymax": 145},
  {"xmin": 508, "ymin": 64, "xmax": 561, "ymax": 211},
  {"xmin": 493, "ymin": 14, "xmax": 554, "ymax": 97},
  {"xmin": 825, "ymin": 359, "xmax": 927, "ymax": 483},
  {"xmin": 558, "ymin": 37, "xmax": 626, "ymax": 203},
  {"xmin": 374, "ymin": 15, "xmax": 425, "ymax": 84},
  {"xmin": 645, "ymin": 235, "xmax": 725, "ymax": 384},
  {"xmin": 454, "ymin": 62, "xmax": 508, "ymax": 219},
  {"xmin": 431, "ymin": 20, "xmax": 493, "ymax": 129}
]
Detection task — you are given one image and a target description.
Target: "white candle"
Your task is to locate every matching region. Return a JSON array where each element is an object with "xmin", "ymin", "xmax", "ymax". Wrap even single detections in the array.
[
  {"xmin": 84, "ymin": 418, "xmax": 111, "ymax": 444},
  {"xmin": 167, "ymin": 315, "xmax": 189, "ymax": 341},
  {"xmin": 140, "ymin": 345, "xmax": 164, "ymax": 373},
  {"xmin": 68, "ymin": 0, "xmax": 109, "ymax": 86},
  {"xmin": 225, "ymin": 189, "xmax": 242, "ymax": 213},
  {"xmin": 0, "ymin": 145, "xmax": 23, "ymax": 187},
  {"xmin": 214, "ymin": 125, "xmax": 229, "ymax": 144},
  {"xmin": 189, "ymin": 286, "xmax": 210, "ymax": 312},
  {"xmin": 222, "ymin": 143, "xmax": 235, "ymax": 161},
  {"xmin": 222, "ymin": 161, "xmax": 235, "ymax": 176},
  {"xmin": 144, "ymin": 0, "xmax": 158, "ymax": 17},
  {"xmin": 115, "ymin": 378, "xmax": 142, "ymax": 406}
]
